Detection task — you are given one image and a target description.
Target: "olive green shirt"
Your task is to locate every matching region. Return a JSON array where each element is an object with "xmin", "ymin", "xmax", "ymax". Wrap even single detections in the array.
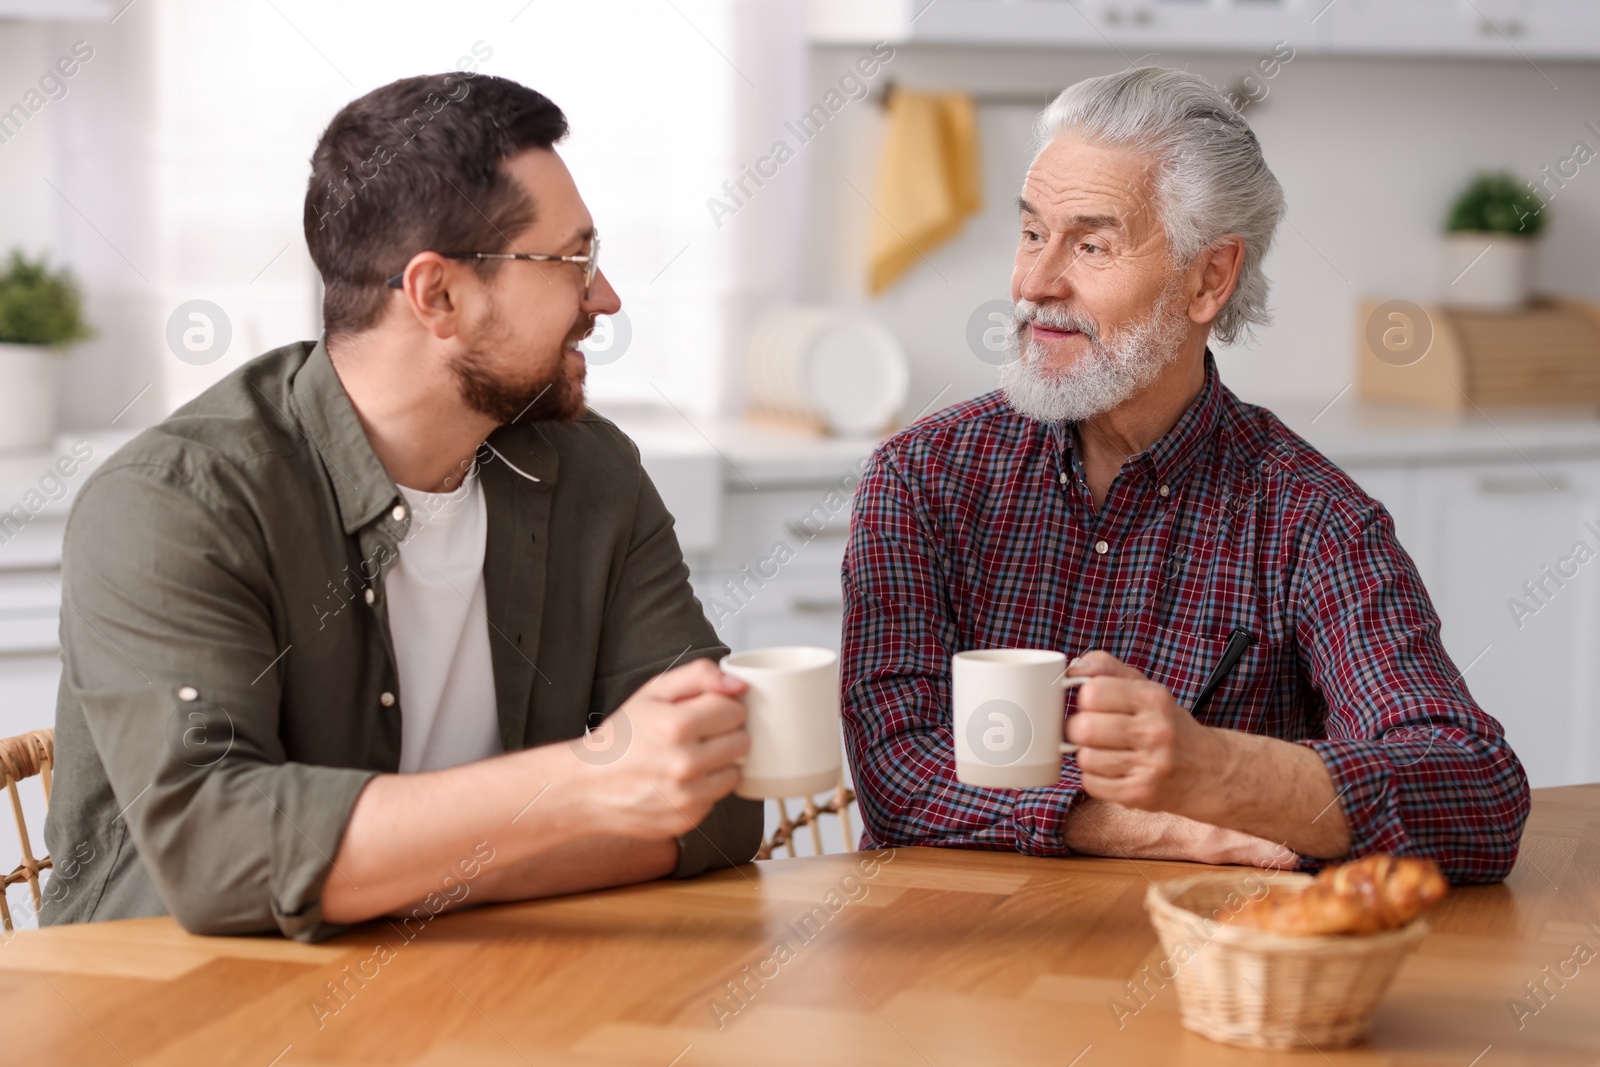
[{"xmin": 42, "ymin": 339, "xmax": 759, "ymax": 940}]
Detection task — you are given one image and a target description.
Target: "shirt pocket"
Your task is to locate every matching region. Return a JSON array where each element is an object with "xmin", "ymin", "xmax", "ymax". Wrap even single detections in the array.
[{"xmin": 1137, "ymin": 624, "xmax": 1285, "ymax": 733}]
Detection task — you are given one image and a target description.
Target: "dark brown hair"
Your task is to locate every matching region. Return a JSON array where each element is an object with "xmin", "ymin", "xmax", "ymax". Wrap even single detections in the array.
[{"xmin": 303, "ymin": 74, "xmax": 568, "ymax": 338}]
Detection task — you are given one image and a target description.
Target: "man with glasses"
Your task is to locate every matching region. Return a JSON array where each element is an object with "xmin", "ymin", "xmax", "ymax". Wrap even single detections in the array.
[{"xmin": 43, "ymin": 74, "xmax": 759, "ymax": 939}]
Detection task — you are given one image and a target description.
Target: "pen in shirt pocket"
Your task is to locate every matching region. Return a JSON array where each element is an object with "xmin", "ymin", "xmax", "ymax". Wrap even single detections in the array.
[
  {"xmin": 1061, "ymin": 625, "xmax": 1252, "ymax": 734},
  {"xmin": 1190, "ymin": 626, "xmax": 1255, "ymax": 715}
]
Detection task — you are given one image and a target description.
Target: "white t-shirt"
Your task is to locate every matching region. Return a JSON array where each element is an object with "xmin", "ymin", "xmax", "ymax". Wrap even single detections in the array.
[{"xmin": 386, "ymin": 470, "xmax": 503, "ymax": 774}]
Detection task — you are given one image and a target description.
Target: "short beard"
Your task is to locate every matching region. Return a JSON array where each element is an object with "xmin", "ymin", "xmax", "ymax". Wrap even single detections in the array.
[
  {"xmin": 996, "ymin": 276, "xmax": 1190, "ymax": 424},
  {"xmin": 449, "ymin": 302, "xmax": 588, "ymax": 426}
]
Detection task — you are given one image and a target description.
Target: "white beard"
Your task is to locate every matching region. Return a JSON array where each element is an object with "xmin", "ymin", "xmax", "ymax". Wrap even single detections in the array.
[{"xmin": 997, "ymin": 279, "xmax": 1191, "ymax": 424}]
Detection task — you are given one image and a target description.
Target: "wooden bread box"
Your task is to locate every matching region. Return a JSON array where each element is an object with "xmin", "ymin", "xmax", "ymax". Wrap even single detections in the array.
[{"xmin": 1356, "ymin": 298, "xmax": 1600, "ymax": 410}]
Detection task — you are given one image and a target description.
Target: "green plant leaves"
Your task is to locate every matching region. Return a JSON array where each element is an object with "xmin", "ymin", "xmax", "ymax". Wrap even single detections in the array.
[
  {"xmin": 1446, "ymin": 171, "xmax": 1546, "ymax": 238},
  {"xmin": 0, "ymin": 249, "xmax": 93, "ymax": 347}
]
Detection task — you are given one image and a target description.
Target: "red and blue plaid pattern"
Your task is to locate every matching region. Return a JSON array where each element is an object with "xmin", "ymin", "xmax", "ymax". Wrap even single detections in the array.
[{"xmin": 841, "ymin": 355, "xmax": 1530, "ymax": 884}]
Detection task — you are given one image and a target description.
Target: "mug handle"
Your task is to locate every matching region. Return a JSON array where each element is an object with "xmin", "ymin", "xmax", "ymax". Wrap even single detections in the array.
[{"xmin": 1056, "ymin": 675, "xmax": 1091, "ymax": 755}]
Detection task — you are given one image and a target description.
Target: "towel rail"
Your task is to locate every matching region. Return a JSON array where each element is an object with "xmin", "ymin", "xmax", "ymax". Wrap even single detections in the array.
[{"xmin": 873, "ymin": 80, "xmax": 1057, "ymax": 108}]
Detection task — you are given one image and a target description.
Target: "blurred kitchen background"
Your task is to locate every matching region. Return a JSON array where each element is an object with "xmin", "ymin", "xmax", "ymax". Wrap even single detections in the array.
[{"xmin": 5, "ymin": 0, "xmax": 1600, "ymax": 866}]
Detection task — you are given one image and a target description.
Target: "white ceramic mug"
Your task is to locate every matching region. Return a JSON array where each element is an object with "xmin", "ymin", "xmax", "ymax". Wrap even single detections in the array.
[
  {"xmin": 720, "ymin": 646, "xmax": 842, "ymax": 800},
  {"xmin": 952, "ymin": 649, "xmax": 1088, "ymax": 789}
]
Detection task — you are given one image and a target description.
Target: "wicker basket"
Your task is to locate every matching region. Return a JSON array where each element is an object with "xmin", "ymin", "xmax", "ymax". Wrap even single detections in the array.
[{"xmin": 1144, "ymin": 872, "xmax": 1429, "ymax": 1050}]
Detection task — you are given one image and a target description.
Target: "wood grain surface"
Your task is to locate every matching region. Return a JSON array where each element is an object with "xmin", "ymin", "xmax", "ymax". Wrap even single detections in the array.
[{"xmin": 2, "ymin": 785, "xmax": 1597, "ymax": 1066}]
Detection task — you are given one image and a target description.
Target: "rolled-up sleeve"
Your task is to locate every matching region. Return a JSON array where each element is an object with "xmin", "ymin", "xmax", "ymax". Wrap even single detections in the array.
[
  {"xmin": 1293, "ymin": 505, "xmax": 1531, "ymax": 883},
  {"xmin": 59, "ymin": 465, "xmax": 377, "ymax": 939},
  {"xmin": 588, "ymin": 443, "xmax": 762, "ymax": 877},
  {"xmin": 842, "ymin": 446, "xmax": 1081, "ymax": 856}
]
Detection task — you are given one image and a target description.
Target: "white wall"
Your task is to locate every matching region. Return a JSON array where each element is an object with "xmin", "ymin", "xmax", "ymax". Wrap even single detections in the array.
[
  {"xmin": 0, "ymin": 7, "xmax": 318, "ymax": 432},
  {"xmin": 0, "ymin": 21, "xmax": 159, "ymax": 432},
  {"xmin": 11, "ymin": 19, "xmax": 1600, "ymax": 428},
  {"xmin": 0, "ymin": 23, "xmax": 54, "ymax": 256},
  {"xmin": 1, "ymin": 0, "xmax": 805, "ymax": 434},
  {"xmin": 801, "ymin": 45, "xmax": 1600, "ymax": 418}
]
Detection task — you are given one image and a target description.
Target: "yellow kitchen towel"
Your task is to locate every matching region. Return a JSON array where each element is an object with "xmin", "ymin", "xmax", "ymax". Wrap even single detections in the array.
[{"xmin": 868, "ymin": 88, "xmax": 982, "ymax": 295}]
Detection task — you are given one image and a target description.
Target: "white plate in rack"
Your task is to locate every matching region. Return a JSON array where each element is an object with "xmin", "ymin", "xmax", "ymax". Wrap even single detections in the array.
[{"xmin": 746, "ymin": 307, "xmax": 907, "ymax": 435}]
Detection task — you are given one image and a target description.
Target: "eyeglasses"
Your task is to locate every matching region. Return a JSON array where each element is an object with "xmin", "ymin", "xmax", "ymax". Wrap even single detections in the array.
[{"xmin": 386, "ymin": 231, "xmax": 600, "ymax": 298}]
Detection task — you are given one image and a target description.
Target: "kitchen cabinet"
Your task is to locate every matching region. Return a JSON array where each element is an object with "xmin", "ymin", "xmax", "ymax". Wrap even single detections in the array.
[
  {"xmin": 1331, "ymin": 0, "xmax": 1600, "ymax": 58},
  {"xmin": 1402, "ymin": 457, "xmax": 1600, "ymax": 789},
  {"xmin": 811, "ymin": 0, "xmax": 1327, "ymax": 52},
  {"xmin": 0, "ymin": 520, "xmax": 64, "ymax": 656},
  {"xmin": 0, "ymin": 0, "xmax": 113, "ymax": 18},
  {"xmin": 691, "ymin": 485, "xmax": 854, "ymax": 655},
  {"xmin": 809, "ymin": 0, "xmax": 1600, "ymax": 59},
  {"xmin": 0, "ymin": 450, "xmax": 94, "ymax": 762}
]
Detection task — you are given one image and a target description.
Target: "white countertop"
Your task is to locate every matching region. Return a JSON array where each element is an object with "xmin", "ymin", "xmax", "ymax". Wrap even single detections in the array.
[
  {"xmin": 598, "ymin": 406, "xmax": 880, "ymax": 489},
  {"xmin": 610, "ymin": 397, "xmax": 1600, "ymax": 488},
  {"xmin": 11, "ymin": 400, "xmax": 1600, "ymax": 517},
  {"xmin": 1277, "ymin": 398, "xmax": 1600, "ymax": 468}
]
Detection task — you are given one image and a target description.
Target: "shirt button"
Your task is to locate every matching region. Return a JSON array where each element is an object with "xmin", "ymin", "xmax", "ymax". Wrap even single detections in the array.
[
  {"xmin": 364, "ymin": 588, "xmax": 376, "ymax": 605},
  {"xmin": 1058, "ymin": 472, "xmax": 1068, "ymax": 485},
  {"xmin": 177, "ymin": 685, "xmax": 199, "ymax": 702},
  {"xmin": 1159, "ymin": 484, "xmax": 1170, "ymax": 498},
  {"xmin": 380, "ymin": 691, "xmax": 396, "ymax": 708},
  {"xmin": 391, "ymin": 504, "xmax": 407, "ymax": 523},
  {"xmin": 1094, "ymin": 540, "xmax": 1110, "ymax": 555}
]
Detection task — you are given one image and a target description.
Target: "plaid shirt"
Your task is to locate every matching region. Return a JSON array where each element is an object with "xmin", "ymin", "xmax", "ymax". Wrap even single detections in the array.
[{"xmin": 841, "ymin": 354, "xmax": 1530, "ymax": 884}]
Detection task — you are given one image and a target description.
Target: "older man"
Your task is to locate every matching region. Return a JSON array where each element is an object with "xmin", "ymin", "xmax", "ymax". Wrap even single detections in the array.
[{"xmin": 841, "ymin": 66, "xmax": 1529, "ymax": 882}]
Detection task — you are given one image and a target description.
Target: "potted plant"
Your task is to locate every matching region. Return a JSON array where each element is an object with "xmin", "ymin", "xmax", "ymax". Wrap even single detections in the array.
[
  {"xmin": 1442, "ymin": 172, "xmax": 1546, "ymax": 311},
  {"xmin": 0, "ymin": 250, "xmax": 92, "ymax": 452}
]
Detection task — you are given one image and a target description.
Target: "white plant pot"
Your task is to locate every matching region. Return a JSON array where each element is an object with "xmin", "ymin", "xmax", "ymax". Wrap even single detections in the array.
[
  {"xmin": 1442, "ymin": 233, "xmax": 1535, "ymax": 311},
  {"xmin": 0, "ymin": 343, "xmax": 62, "ymax": 453}
]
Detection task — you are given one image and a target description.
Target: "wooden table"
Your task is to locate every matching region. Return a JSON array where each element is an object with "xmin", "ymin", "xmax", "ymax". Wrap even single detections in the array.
[{"xmin": 2, "ymin": 785, "xmax": 1598, "ymax": 1066}]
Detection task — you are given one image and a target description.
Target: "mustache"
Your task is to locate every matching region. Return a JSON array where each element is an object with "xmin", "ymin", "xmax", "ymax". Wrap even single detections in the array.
[{"xmin": 1005, "ymin": 299, "xmax": 1100, "ymax": 352}]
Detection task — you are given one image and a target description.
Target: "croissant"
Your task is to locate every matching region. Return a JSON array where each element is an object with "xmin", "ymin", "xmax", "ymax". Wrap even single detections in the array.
[{"xmin": 1231, "ymin": 854, "xmax": 1448, "ymax": 936}]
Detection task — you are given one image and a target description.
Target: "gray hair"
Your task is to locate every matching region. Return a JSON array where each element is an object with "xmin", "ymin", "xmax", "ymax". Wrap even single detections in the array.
[{"xmin": 1033, "ymin": 66, "xmax": 1284, "ymax": 346}]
